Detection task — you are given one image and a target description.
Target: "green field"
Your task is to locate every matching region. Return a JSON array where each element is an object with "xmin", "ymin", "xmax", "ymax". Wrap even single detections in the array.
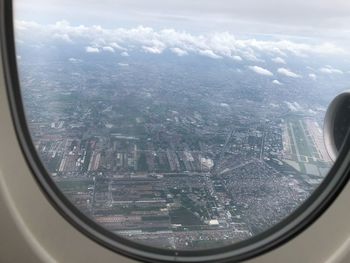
[
  {"xmin": 170, "ymin": 207, "xmax": 202, "ymax": 226},
  {"xmin": 56, "ymin": 180, "xmax": 93, "ymax": 192}
]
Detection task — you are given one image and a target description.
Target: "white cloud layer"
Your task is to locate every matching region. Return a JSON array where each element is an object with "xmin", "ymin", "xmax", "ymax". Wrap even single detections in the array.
[
  {"xmin": 309, "ymin": 73, "xmax": 317, "ymax": 80},
  {"xmin": 272, "ymin": 57, "xmax": 286, "ymax": 64},
  {"xmin": 102, "ymin": 46, "xmax": 114, "ymax": 52},
  {"xmin": 232, "ymin": 55, "xmax": 242, "ymax": 61},
  {"xmin": 143, "ymin": 46, "xmax": 164, "ymax": 54},
  {"xmin": 14, "ymin": 0, "xmax": 350, "ymax": 44},
  {"xmin": 199, "ymin": 50, "xmax": 222, "ymax": 59},
  {"xmin": 15, "ymin": 20, "xmax": 346, "ymax": 62},
  {"xmin": 53, "ymin": 33, "xmax": 72, "ymax": 42},
  {"xmin": 171, "ymin": 47, "xmax": 188, "ymax": 56},
  {"xmin": 68, "ymin": 57, "xmax": 82, "ymax": 63},
  {"xmin": 272, "ymin": 79, "xmax": 282, "ymax": 85},
  {"xmin": 277, "ymin": 68, "xmax": 301, "ymax": 78},
  {"xmin": 319, "ymin": 65, "xmax": 343, "ymax": 74},
  {"xmin": 85, "ymin": 46, "xmax": 99, "ymax": 53},
  {"xmin": 249, "ymin": 66, "xmax": 273, "ymax": 76}
]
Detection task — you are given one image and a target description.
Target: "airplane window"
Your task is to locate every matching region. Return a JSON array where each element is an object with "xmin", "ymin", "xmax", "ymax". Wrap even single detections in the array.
[{"xmin": 4, "ymin": 0, "xmax": 350, "ymax": 262}]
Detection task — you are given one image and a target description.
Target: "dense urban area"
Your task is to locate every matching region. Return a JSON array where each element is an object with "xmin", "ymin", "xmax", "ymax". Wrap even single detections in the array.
[{"xmin": 18, "ymin": 49, "xmax": 337, "ymax": 250}]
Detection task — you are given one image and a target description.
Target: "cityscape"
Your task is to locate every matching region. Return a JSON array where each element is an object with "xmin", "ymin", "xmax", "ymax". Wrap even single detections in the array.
[{"xmin": 16, "ymin": 19, "xmax": 350, "ymax": 250}]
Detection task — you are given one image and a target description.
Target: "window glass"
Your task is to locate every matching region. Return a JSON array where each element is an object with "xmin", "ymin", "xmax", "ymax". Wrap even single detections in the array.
[{"xmin": 13, "ymin": 0, "xmax": 349, "ymax": 253}]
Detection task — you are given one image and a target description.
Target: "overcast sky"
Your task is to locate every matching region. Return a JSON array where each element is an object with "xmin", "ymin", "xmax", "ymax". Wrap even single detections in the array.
[
  {"xmin": 14, "ymin": 1, "xmax": 350, "ymax": 32},
  {"xmin": 13, "ymin": 0, "xmax": 350, "ymax": 55},
  {"xmin": 14, "ymin": 1, "xmax": 350, "ymax": 86}
]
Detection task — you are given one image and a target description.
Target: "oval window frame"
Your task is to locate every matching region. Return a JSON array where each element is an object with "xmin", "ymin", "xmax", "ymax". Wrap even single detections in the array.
[{"xmin": 1, "ymin": 1, "xmax": 350, "ymax": 262}]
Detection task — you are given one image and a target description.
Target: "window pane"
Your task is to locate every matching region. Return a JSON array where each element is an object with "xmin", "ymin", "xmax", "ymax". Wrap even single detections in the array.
[{"xmin": 13, "ymin": 0, "xmax": 348, "ymax": 254}]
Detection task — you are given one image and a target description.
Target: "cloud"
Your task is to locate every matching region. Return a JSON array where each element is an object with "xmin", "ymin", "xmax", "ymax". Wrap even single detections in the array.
[
  {"xmin": 68, "ymin": 57, "xmax": 82, "ymax": 63},
  {"xmin": 272, "ymin": 57, "xmax": 286, "ymax": 64},
  {"xmin": 14, "ymin": 0, "xmax": 350, "ymax": 45},
  {"xmin": 309, "ymin": 73, "xmax": 317, "ymax": 80},
  {"xmin": 232, "ymin": 55, "xmax": 242, "ymax": 61},
  {"xmin": 277, "ymin": 68, "xmax": 301, "ymax": 78},
  {"xmin": 170, "ymin": 47, "xmax": 188, "ymax": 56},
  {"xmin": 319, "ymin": 65, "xmax": 343, "ymax": 74},
  {"xmin": 120, "ymin": 51, "xmax": 129, "ymax": 57},
  {"xmin": 102, "ymin": 46, "xmax": 115, "ymax": 52},
  {"xmin": 198, "ymin": 49, "xmax": 222, "ymax": 59},
  {"xmin": 118, "ymin": 63, "xmax": 129, "ymax": 67},
  {"xmin": 249, "ymin": 66, "xmax": 273, "ymax": 76},
  {"xmin": 15, "ymin": 20, "xmax": 346, "ymax": 63},
  {"xmin": 53, "ymin": 33, "xmax": 72, "ymax": 43},
  {"xmin": 220, "ymin": 103, "xmax": 230, "ymax": 108},
  {"xmin": 85, "ymin": 46, "xmax": 99, "ymax": 53},
  {"xmin": 272, "ymin": 79, "xmax": 282, "ymax": 85},
  {"xmin": 143, "ymin": 46, "xmax": 164, "ymax": 54},
  {"xmin": 110, "ymin": 42, "xmax": 127, "ymax": 51}
]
